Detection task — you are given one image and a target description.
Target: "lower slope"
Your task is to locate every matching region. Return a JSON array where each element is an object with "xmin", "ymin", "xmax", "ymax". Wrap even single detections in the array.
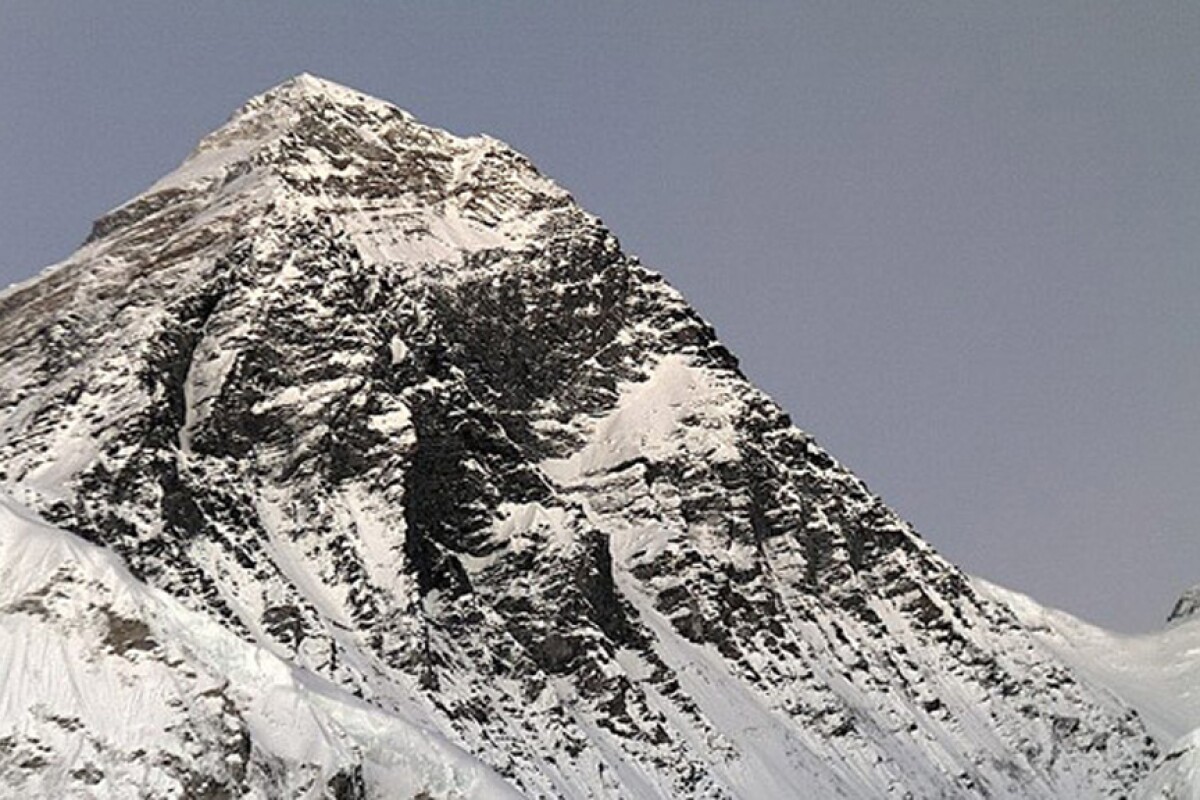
[
  {"xmin": 975, "ymin": 578, "xmax": 1200, "ymax": 799},
  {"xmin": 0, "ymin": 493, "xmax": 518, "ymax": 800}
]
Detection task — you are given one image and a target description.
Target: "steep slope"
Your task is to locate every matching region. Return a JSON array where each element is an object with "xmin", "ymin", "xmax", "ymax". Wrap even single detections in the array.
[
  {"xmin": 0, "ymin": 74, "xmax": 1162, "ymax": 797},
  {"xmin": 0, "ymin": 492, "xmax": 517, "ymax": 799}
]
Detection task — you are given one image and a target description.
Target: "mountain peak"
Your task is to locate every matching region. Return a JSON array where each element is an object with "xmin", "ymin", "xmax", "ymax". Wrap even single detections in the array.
[
  {"xmin": 277, "ymin": 71, "xmax": 355, "ymax": 94},
  {"xmin": 182, "ymin": 73, "xmax": 417, "ymax": 172},
  {"xmin": 1168, "ymin": 584, "xmax": 1200, "ymax": 625},
  {"xmin": 84, "ymin": 75, "xmax": 568, "ymax": 255},
  {"xmin": 241, "ymin": 72, "xmax": 401, "ymax": 116}
]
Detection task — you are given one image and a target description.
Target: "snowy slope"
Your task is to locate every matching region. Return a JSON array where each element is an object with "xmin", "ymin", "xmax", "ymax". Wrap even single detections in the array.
[
  {"xmin": 1139, "ymin": 728, "xmax": 1200, "ymax": 800},
  {"xmin": 0, "ymin": 492, "xmax": 518, "ymax": 799},
  {"xmin": 976, "ymin": 578, "xmax": 1200, "ymax": 799},
  {"xmin": 976, "ymin": 578, "xmax": 1200, "ymax": 745},
  {"xmin": 0, "ymin": 74, "xmax": 1176, "ymax": 797}
]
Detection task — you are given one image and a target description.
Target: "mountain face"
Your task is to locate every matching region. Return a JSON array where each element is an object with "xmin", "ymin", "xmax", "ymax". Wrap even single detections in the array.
[{"xmin": 0, "ymin": 74, "xmax": 1177, "ymax": 798}]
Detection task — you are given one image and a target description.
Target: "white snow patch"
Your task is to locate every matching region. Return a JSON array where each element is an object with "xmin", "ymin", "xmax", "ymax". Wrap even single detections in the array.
[
  {"xmin": 543, "ymin": 355, "xmax": 740, "ymax": 484},
  {"xmin": 368, "ymin": 403, "xmax": 414, "ymax": 436},
  {"xmin": 388, "ymin": 335, "xmax": 409, "ymax": 365}
]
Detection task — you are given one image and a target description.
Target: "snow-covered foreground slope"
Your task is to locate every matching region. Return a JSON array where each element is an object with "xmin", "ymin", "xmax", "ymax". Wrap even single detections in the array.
[
  {"xmin": 977, "ymin": 579, "xmax": 1200, "ymax": 798},
  {"xmin": 0, "ymin": 74, "xmax": 1182, "ymax": 797},
  {"xmin": 977, "ymin": 578, "xmax": 1200, "ymax": 745},
  {"xmin": 0, "ymin": 493, "xmax": 517, "ymax": 799}
]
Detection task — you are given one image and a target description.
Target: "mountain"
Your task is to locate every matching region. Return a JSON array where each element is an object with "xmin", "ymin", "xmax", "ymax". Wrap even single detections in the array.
[
  {"xmin": 1169, "ymin": 586, "xmax": 1200, "ymax": 626},
  {"xmin": 0, "ymin": 74, "xmax": 1181, "ymax": 798}
]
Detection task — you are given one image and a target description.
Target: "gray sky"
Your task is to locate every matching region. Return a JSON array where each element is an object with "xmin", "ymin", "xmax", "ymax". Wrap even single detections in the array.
[{"xmin": 2, "ymin": 2, "xmax": 1197, "ymax": 632}]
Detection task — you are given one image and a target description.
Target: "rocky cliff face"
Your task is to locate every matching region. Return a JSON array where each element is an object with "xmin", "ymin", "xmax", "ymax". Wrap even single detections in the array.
[{"xmin": 0, "ymin": 75, "xmax": 1164, "ymax": 798}]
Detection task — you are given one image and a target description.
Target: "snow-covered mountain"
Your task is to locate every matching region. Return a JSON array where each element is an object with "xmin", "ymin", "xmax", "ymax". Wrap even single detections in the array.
[
  {"xmin": 976, "ymin": 579, "xmax": 1200, "ymax": 798},
  {"xmin": 0, "ymin": 74, "xmax": 1188, "ymax": 798}
]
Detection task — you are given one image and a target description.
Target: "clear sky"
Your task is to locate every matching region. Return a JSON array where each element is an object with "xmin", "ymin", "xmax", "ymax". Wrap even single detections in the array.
[{"xmin": 2, "ymin": 2, "xmax": 1197, "ymax": 632}]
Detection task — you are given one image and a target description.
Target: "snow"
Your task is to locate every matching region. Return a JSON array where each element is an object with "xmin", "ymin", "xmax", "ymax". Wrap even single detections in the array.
[
  {"xmin": 619, "ymin": 579, "xmax": 860, "ymax": 798},
  {"xmin": 367, "ymin": 403, "xmax": 413, "ymax": 435},
  {"xmin": 976, "ymin": 577, "xmax": 1200, "ymax": 797},
  {"xmin": 180, "ymin": 341, "xmax": 236, "ymax": 453},
  {"xmin": 542, "ymin": 355, "xmax": 741, "ymax": 485},
  {"xmin": 975, "ymin": 577, "xmax": 1200, "ymax": 745},
  {"xmin": 388, "ymin": 334, "xmax": 409, "ymax": 365},
  {"xmin": 16, "ymin": 432, "xmax": 99, "ymax": 503},
  {"xmin": 0, "ymin": 492, "xmax": 520, "ymax": 799},
  {"xmin": 1139, "ymin": 728, "xmax": 1200, "ymax": 800}
]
